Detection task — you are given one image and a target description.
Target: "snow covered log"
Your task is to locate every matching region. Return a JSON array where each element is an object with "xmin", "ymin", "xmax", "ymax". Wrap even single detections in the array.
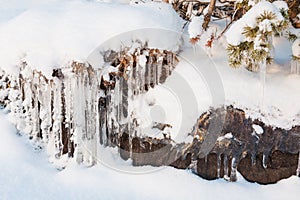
[{"xmin": 0, "ymin": 46, "xmax": 179, "ymax": 167}]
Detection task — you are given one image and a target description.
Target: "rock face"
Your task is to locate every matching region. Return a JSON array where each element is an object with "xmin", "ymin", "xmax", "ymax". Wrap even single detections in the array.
[
  {"xmin": 125, "ymin": 106, "xmax": 300, "ymax": 184},
  {"xmin": 238, "ymin": 151, "xmax": 298, "ymax": 184},
  {"xmin": 196, "ymin": 106, "xmax": 300, "ymax": 184}
]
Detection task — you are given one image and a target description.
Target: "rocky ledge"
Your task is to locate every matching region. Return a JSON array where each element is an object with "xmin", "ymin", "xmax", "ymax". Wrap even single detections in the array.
[{"xmin": 117, "ymin": 106, "xmax": 300, "ymax": 184}]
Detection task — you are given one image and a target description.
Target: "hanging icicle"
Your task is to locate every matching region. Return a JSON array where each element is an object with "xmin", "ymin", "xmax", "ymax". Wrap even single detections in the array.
[
  {"xmin": 291, "ymin": 60, "xmax": 300, "ymax": 75},
  {"xmin": 0, "ymin": 42, "xmax": 179, "ymax": 167}
]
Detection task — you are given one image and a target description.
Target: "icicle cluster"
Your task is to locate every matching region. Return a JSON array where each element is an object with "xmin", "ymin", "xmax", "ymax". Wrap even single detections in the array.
[
  {"xmin": 191, "ymin": 106, "xmax": 300, "ymax": 183},
  {"xmin": 291, "ymin": 38, "xmax": 300, "ymax": 74},
  {"xmin": 0, "ymin": 45, "xmax": 178, "ymax": 167}
]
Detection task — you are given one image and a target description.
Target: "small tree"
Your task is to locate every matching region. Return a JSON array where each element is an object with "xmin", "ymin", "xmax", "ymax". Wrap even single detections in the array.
[{"xmin": 226, "ymin": 1, "xmax": 289, "ymax": 71}]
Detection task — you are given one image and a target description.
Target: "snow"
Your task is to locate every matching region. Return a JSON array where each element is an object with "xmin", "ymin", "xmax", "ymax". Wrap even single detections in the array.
[
  {"xmin": 273, "ymin": 0, "xmax": 289, "ymax": 11},
  {"xmin": 225, "ymin": 1, "xmax": 286, "ymax": 46},
  {"xmin": 292, "ymin": 39, "xmax": 300, "ymax": 58},
  {"xmin": 131, "ymin": 28, "xmax": 300, "ymax": 142},
  {"xmin": 217, "ymin": 132, "xmax": 234, "ymax": 141},
  {"xmin": 252, "ymin": 124, "xmax": 264, "ymax": 134},
  {"xmin": 188, "ymin": 16, "xmax": 204, "ymax": 39},
  {"xmin": 161, "ymin": 29, "xmax": 300, "ymax": 131},
  {"xmin": 138, "ymin": 54, "xmax": 147, "ymax": 68},
  {"xmin": 0, "ymin": 1, "xmax": 298, "ymax": 198},
  {"xmin": 0, "ymin": 111, "xmax": 299, "ymax": 200},
  {"xmin": 0, "ymin": 0, "xmax": 297, "ymax": 137},
  {"xmin": 0, "ymin": 0, "xmax": 184, "ymax": 77}
]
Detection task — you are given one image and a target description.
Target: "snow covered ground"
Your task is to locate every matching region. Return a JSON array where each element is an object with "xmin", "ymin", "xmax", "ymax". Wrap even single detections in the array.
[{"xmin": 0, "ymin": 111, "xmax": 300, "ymax": 200}]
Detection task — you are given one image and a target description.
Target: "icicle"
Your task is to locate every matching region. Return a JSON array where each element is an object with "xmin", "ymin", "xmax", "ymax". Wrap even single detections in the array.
[
  {"xmin": 157, "ymin": 54, "xmax": 163, "ymax": 85},
  {"xmin": 262, "ymin": 153, "xmax": 267, "ymax": 169},
  {"xmin": 291, "ymin": 60, "xmax": 300, "ymax": 75},
  {"xmin": 6, "ymin": 74, "xmax": 24, "ymax": 133},
  {"xmin": 230, "ymin": 157, "xmax": 237, "ymax": 182},
  {"xmin": 52, "ymin": 78, "xmax": 63, "ymax": 158},
  {"xmin": 297, "ymin": 152, "xmax": 300, "ymax": 177},
  {"xmin": 106, "ymin": 90, "xmax": 113, "ymax": 147},
  {"xmin": 113, "ymin": 80, "xmax": 120, "ymax": 146},
  {"xmin": 73, "ymin": 69, "xmax": 85, "ymax": 164},
  {"xmin": 85, "ymin": 68, "xmax": 98, "ymax": 165},
  {"xmin": 30, "ymin": 72, "xmax": 40, "ymax": 141},
  {"xmin": 188, "ymin": 159, "xmax": 198, "ymax": 173},
  {"xmin": 63, "ymin": 71, "xmax": 75, "ymax": 157},
  {"xmin": 223, "ymin": 154, "xmax": 229, "ymax": 179},
  {"xmin": 217, "ymin": 153, "xmax": 221, "ymax": 178},
  {"xmin": 39, "ymin": 75, "xmax": 52, "ymax": 144},
  {"xmin": 251, "ymin": 152, "xmax": 256, "ymax": 166},
  {"xmin": 259, "ymin": 59, "xmax": 266, "ymax": 112},
  {"xmin": 81, "ymin": 69, "xmax": 97, "ymax": 166},
  {"xmin": 128, "ymin": 63, "xmax": 133, "ymax": 158},
  {"xmin": 1, "ymin": 46, "xmax": 178, "ymax": 168},
  {"xmin": 22, "ymin": 72, "xmax": 34, "ymax": 136}
]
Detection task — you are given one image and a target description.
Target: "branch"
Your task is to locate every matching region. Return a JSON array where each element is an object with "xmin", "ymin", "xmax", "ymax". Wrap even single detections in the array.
[{"xmin": 202, "ymin": 0, "xmax": 217, "ymax": 31}]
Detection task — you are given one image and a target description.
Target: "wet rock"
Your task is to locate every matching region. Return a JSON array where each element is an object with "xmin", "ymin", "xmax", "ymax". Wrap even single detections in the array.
[
  {"xmin": 190, "ymin": 106, "xmax": 300, "ymax": 184},
  {"xmin": 238, "ymin": 151, "xmax": 299, "ymax": 184},
  {"xmin": 127, "ymin": 106, "xmax": 300, "ymax": 184},
  {"xmin": 170, "ymin": 153, "xmax": 192, "ymax": 169}
]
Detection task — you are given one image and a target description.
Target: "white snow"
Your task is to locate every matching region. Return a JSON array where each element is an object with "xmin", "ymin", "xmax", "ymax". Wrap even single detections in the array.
[
  {"xmin": 0, "ymin": 111, "xmax": 299, "ymax": 200},
  {"xmin": 188, "ymin": 16, "xmax": 204, "ymax": 38},
  {"xmin": 252, "ymin": 124, "xmax": 264, "ymax": 134},
  {"xmin": 217, "ymin": 132, "xmax": 234, "ymax": 141},
  {"xmin": 0, "ymin": 0, "xmax": 184, "ymax": 77},
  {"xmin": 138, "ymin": 54, "xmax": 147, "ymax": 68},
  {"xmin": 273, "ymin": 0, "xmax": 289, "ymax": 11}
]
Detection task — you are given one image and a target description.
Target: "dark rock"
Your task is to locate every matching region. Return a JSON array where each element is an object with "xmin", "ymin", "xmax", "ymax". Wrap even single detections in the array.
[
  {"xmin": 190, "ymin": 106, "xmax": 300, "ymax": 184},
  {"xmin": 170, "ymin": 153, "xmax": 192, "ymax": 169},
  {"xmin": 238, "ymin": 151, "xmax": 298, "ymax": 184},
  {"xmin": 126, "ymin": 106, "xmax": 300, "ymax": 184}
]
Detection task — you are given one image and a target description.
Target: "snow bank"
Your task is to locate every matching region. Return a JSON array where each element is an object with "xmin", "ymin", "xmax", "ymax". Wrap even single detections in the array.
[
  {"xmin": 225, "ymin": 1, "xmax": 287, "ymax": 46},
  {"xmin": 0, "ymin": 0, "xmax": 184, "ymax": 77}
]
